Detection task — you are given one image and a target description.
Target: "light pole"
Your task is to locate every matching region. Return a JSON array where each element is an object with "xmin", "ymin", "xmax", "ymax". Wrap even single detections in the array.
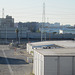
[
  {"xmin": 44, "ymin": 30, "xmax": 46, "ymax": 41},
  {"xmin": 41, "ymin": 27, "xmax": 43, "ymax": 41},
  {"xmin": 0, "ymin": 29, "xmax": 1, "ymax": 43},
  {"xmin": 6, "ymin": 26, "xmax": 7, "ymax": 44},
  {"xmin": 19, "ymin": 36, "xmax": 20, "ymax": 44},
  {"xmin": 15, "ymin": 28, "xmax": 19, "ymax": 42}
]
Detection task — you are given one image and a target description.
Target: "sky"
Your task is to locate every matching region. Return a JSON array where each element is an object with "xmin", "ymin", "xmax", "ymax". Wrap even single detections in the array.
[{"xmin": 0, "ymin": 0, "xmax": 75, "ymax": 25}]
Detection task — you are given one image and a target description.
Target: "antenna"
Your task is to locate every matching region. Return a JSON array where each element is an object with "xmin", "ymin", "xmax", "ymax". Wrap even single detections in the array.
[{"xmin": 2, "ymin": 8, "xmax": 4, "ymax": 18}]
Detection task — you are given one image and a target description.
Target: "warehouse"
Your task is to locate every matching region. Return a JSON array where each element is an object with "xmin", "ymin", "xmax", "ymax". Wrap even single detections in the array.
[
  {"xmin": 33, "ymin": 48, "xmax": 75, "ymax": 75},
  {"xmin": 27, "ymin": 41, "xmax": 75, "ymax": 54}
]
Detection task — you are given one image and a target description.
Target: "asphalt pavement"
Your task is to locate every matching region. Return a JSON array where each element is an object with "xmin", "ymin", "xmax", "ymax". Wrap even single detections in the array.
[{"xmin": 0, "ymin": 45, "xmax": 33, "ymax": 75}]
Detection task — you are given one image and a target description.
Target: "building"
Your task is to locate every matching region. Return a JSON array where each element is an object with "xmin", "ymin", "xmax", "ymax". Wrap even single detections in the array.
[
  {"xmin": 27, "ymin": 41, "xmax": 75, "ymax": 75},
  {"xmin": 27, "ymin": 41, "xmax": 75, "ymax": 54},
  {"xmin": 33, "ymin": 48, "xmax": 75, "ymax": 75},
  {"xmin": 63, "ymin": 27, "xmax": 75, "ymax": 34},
  {"xmin": 39, "ymin": 24, "xmax": 75, "ymax": 34},
  {"xmin": 0, "ymin": 27, "xmax": 31, "ymax": 39},
  {"xmin": 0, "ymin": 15, "xmax": 31, "ymax": 40},
  {"xmin": 39, "ymin": 27, "xmax": 75, "ymax": 34},
  {"xmin": 0, "ymin": 15, "xmax": 14, "ymax": 27}
]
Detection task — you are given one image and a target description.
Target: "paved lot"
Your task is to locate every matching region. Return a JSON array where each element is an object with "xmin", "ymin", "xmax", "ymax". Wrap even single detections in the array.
[{"xmin": 0, "ymin": 45, "xmax": 33, "ymax": 75}]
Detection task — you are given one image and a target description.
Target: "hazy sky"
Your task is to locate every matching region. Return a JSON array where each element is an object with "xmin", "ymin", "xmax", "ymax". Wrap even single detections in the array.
[{"xmin": 0, "ymin": 0, "xmax": 75, "ymax": 25}]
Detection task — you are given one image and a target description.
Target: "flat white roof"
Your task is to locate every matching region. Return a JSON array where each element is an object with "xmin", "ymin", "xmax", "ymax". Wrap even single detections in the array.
[
  {"xmin": 29, "ymin": 40, "xmax": 75, "ymax": 48},
  {"xmin": 35, "ymin": 48, "xmax": 75, "ymax": 56}
]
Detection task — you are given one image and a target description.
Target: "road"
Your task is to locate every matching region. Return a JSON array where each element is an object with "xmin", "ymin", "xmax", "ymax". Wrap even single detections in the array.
[{"xmin": 0, "ymin": 45, "xmax": 33, "ymax": 75}]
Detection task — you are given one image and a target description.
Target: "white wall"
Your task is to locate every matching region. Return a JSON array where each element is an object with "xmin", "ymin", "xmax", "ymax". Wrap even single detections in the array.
[
  {"xmin": 27, "ymin": 43, "xmax": 33, "ymax": 54},
  {"xmin": 33, "ymin": 50, "xmax": 44, "ymax": 75}
]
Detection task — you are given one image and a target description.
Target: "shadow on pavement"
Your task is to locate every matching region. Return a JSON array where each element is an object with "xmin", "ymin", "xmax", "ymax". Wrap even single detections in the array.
[{"xmin": 0, "ymin": 57, "xmax": 28, "ymax": 65}]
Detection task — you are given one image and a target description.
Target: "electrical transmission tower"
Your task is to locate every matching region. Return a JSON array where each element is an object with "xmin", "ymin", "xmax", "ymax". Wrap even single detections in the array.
[
  {"xmin": 41, "ymin": 3, "xmax": 46, "ymax": 41},
  {"xmin": 2, "ymin": 8, "xmax": 4, "ymax": 18}
]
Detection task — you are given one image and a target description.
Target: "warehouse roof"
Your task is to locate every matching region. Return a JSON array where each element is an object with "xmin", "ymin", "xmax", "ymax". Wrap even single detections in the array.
[
  {"xmin": 29, "ymin": 40, "xmax": 75, "ymax": 48},
  {"xmin": 32, "ymin": 44, "xmax": 63, "ymax": 49},
  {"xmin": 35, "ymin": 48, "xmax": 75, "ymax": 56}
]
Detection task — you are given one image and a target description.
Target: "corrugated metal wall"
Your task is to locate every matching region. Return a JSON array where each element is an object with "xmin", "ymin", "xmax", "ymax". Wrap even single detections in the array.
[
  {"xmin": 33, "ymin": 50, "xmax": 75, "ymax": 75},
  {"xmin": 44, "ymin": 56, "xmax": 74, "ymax": 75},
  {"xmin": 33, "ymin": 51, "xmax": 44, "ymax": 75}
]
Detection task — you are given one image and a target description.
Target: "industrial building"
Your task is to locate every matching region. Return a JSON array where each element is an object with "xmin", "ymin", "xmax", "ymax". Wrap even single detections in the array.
[
  {"xmin": 33, "ymin": 48, "xmax": 75, "ymax": 75},
  {"xmin": 39, "ymin": 25, "xmax": 75, "ymax": 34},
  {"xmin": 27, "ymin": 41, "xmax": 75, "ymax": 54},
  {"xmin": 27, "ymin": 41, "xmax": 75, "ymax": 75}
]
